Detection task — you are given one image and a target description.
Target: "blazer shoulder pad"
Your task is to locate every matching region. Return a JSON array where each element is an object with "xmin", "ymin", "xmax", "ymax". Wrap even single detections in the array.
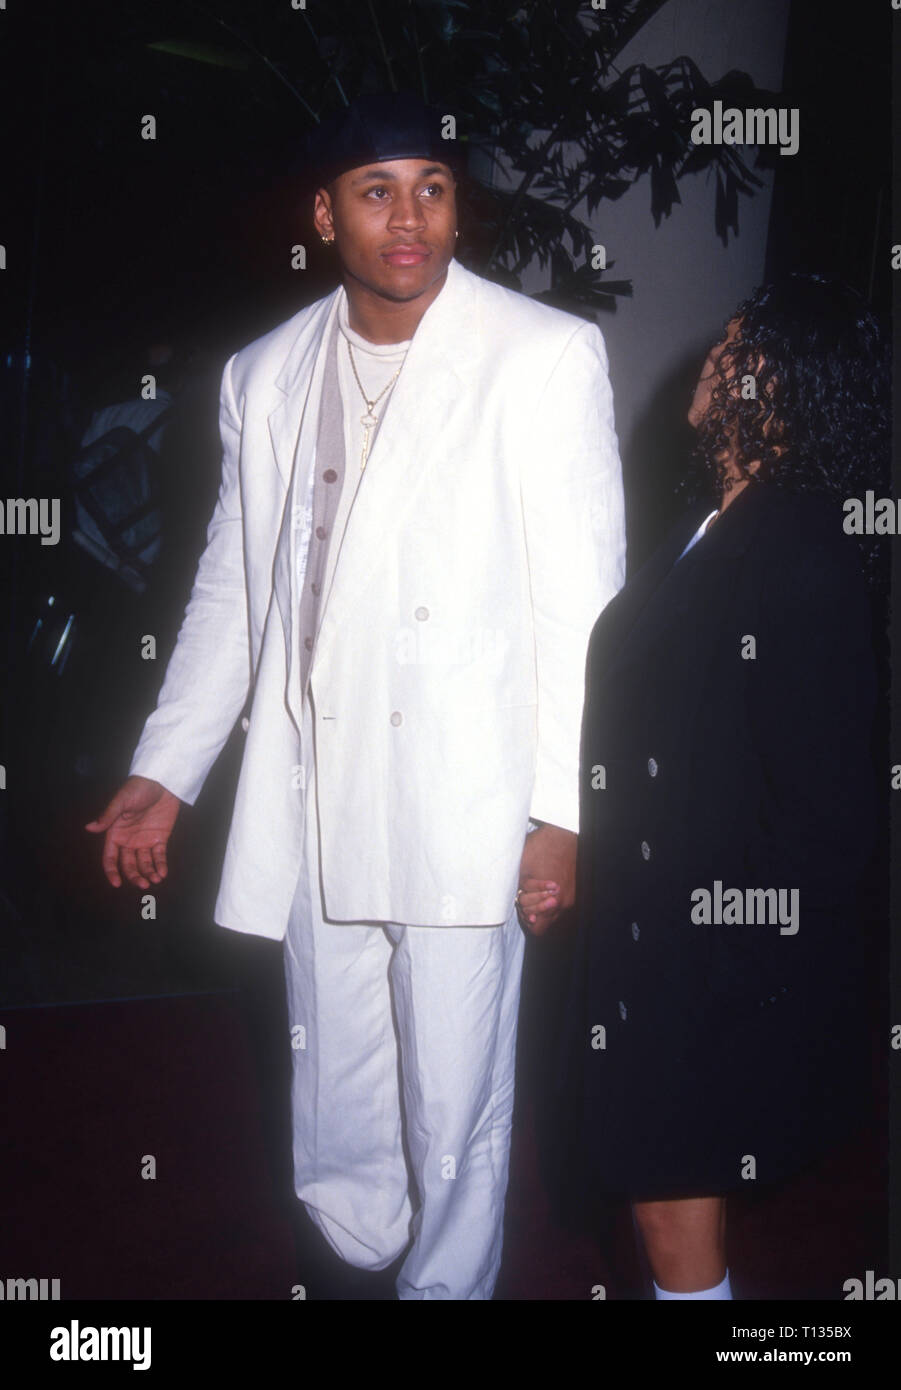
[
  {"xmin": 755, "ymin": 486, "xmax": 867, "ymax": 600},
  {"xmin": 472, "ymin": 270, "xmax": 599, "ymax": 351},
  {"xmin": 230, "ymin": 292, "xmax": 337, "ymax": 394}
]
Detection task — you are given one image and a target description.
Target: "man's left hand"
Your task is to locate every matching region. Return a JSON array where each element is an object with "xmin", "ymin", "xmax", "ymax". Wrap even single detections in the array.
[{"xmin": 516, "ymin": 823, "xmax": 577, "ymax": 935}]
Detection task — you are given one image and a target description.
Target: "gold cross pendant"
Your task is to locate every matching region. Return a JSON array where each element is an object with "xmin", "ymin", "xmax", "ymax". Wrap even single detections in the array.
[{"xmin": 361, "ymin": 420, "xmax": 375, "ymax": 471}]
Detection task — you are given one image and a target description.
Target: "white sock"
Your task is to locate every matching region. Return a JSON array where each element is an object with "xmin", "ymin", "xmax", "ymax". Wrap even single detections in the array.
[{"xmin": 653, "ymin": 1270, "xmax": 733, "ymax": 1300}]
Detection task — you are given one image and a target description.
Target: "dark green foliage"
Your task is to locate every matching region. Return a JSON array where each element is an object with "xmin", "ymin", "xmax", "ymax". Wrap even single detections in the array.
[{"xmin": 167, "ymin": 0, "xmax": 780, "ymax": 311}]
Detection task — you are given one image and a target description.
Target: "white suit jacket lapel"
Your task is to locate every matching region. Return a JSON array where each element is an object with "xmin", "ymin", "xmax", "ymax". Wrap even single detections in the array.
[
  {"xmin": 316, "ymin": 256, "xmax": 479, "ymax": 637},
  {"xmin": 267, "ymin": 288, "xmax": 341, "ymax": 489},
  {"xmin": 269, "ymin": 287, "xmax": 342, "ymax": 735}
]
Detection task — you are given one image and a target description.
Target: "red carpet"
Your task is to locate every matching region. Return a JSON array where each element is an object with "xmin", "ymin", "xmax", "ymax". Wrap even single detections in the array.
[{"xmin": 0, "ymin": 990, "xmax": 885, "ymax": 1300}]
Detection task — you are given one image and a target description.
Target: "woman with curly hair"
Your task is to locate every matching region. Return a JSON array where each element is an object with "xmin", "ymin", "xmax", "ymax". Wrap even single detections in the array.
[{"xmin": 522, "ymin": 273, "xmax": 889, "ymax": 1299}]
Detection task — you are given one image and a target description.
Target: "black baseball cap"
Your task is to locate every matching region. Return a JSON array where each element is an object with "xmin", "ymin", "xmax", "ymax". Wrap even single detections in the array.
[{"xmin": 305, "ymin": 90, "xmax": 463, "ymax": 188}]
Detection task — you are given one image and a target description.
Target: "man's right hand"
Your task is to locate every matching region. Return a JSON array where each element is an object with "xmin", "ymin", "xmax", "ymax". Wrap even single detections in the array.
[{"xmin": 85, "ymin": 776, "xmax": 182, "ymax": 889}]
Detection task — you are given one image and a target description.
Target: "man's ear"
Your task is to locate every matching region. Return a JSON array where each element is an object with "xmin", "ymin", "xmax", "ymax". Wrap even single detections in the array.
[{"xmin": 313, "ymin": 185, "xmax": 336, "ymax": 240}]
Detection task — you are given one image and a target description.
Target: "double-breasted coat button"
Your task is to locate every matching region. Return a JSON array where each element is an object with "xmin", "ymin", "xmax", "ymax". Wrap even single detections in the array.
[
  {"xmin": 640, "ymin": 840, "xmax": 651, "ymax": 860},
  {"xmin": 315, "ymin": 525, "xmax": 327, "ymax": 540},
  {"xmin": 631, "ymin": 921, "xmax": 640, "ymax": 941},
  {"xmin": 647, "ymin": 757, "xmax": 658, "ymax": 777},
  {"xmin": 414, "ymin": 606, "xmax": 429, "ymax": 621},
  {"xmin": 390, "ymin": 711, "xmax": 403, "ymax": 726},
  {"xmin": 618, "ymin": 1000, "xmax": 628, "ymax": 1021},
  {"xmin": 311, "ymin": 582, "xmax": 320, "ymax": 596},
  {"xmin": 304, "ymin": 636, "xmax": 313, "ymax": 651},
  {"xmin": 322, "ymin": 468, "xmax": 338, "ymax": 483}
]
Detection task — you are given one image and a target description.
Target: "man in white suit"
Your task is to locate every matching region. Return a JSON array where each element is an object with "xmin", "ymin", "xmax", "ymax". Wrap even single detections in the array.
[{"xmin": 86, "ymin": 93, "xmax": 625, "ymax": 1299}]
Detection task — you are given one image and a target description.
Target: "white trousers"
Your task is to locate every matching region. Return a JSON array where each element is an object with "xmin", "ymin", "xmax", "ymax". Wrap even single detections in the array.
[{"xmin": 283, "ymin": 699, "xmax": 526, "ymax": 1300}]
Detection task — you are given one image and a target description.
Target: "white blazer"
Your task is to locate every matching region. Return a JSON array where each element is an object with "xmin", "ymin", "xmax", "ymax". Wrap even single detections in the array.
[{"xmin": 128, "ymin": 257, "xmax": 625, "ymax": 939}]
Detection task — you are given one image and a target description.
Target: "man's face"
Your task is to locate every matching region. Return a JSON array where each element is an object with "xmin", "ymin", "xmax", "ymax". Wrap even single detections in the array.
[{"xmin": 313, "ymin": 158, "xmax": 457, "ymax": 302}]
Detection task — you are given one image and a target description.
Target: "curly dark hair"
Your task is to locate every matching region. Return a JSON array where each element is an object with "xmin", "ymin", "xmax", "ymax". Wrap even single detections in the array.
[{"xmin": 683, "ymin": 273, "xmax": 890, "ymax": 590}]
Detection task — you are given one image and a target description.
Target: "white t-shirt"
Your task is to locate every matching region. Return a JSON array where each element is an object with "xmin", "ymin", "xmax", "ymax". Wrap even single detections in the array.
[
  {"xmin": 320, "ymin": 297, "xmax": 411, "ymax": 607},
  {"xmin": 336, "ymin": 294, "xmax": 410, "ymax": 477}
]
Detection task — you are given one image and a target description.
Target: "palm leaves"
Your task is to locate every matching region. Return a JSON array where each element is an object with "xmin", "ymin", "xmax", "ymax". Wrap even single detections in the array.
[{"xmin": 151, "ymin": 0, "xmax": 777, "ymax": 310}]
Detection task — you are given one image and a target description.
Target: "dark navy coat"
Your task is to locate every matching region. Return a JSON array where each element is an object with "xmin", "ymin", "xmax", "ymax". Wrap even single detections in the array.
[{"xmin": 558, "ymin": 481, "xmax": 877, "ymax": 1198}]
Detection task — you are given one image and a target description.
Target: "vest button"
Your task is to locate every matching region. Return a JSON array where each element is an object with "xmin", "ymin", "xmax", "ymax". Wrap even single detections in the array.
[
  {"xmin": 315, "ymin": 526, "xmax": 327, "ymax": 540},
  {"xmin": 414, "ymin": 606, "xmax": 429, "ymax": 621},
  {"xmin": 390, "ymin": 711, "xmax": 403, "ymax": 727},
  {"xmin": 322, "ymin": 468, "xmax": 338, "ymax": 483}
]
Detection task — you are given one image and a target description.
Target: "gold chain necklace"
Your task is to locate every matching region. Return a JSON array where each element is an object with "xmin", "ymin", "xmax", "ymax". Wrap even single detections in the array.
[{"xmin": 347, "ymin": 339, "xmax": 407, "ymax": 471}]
